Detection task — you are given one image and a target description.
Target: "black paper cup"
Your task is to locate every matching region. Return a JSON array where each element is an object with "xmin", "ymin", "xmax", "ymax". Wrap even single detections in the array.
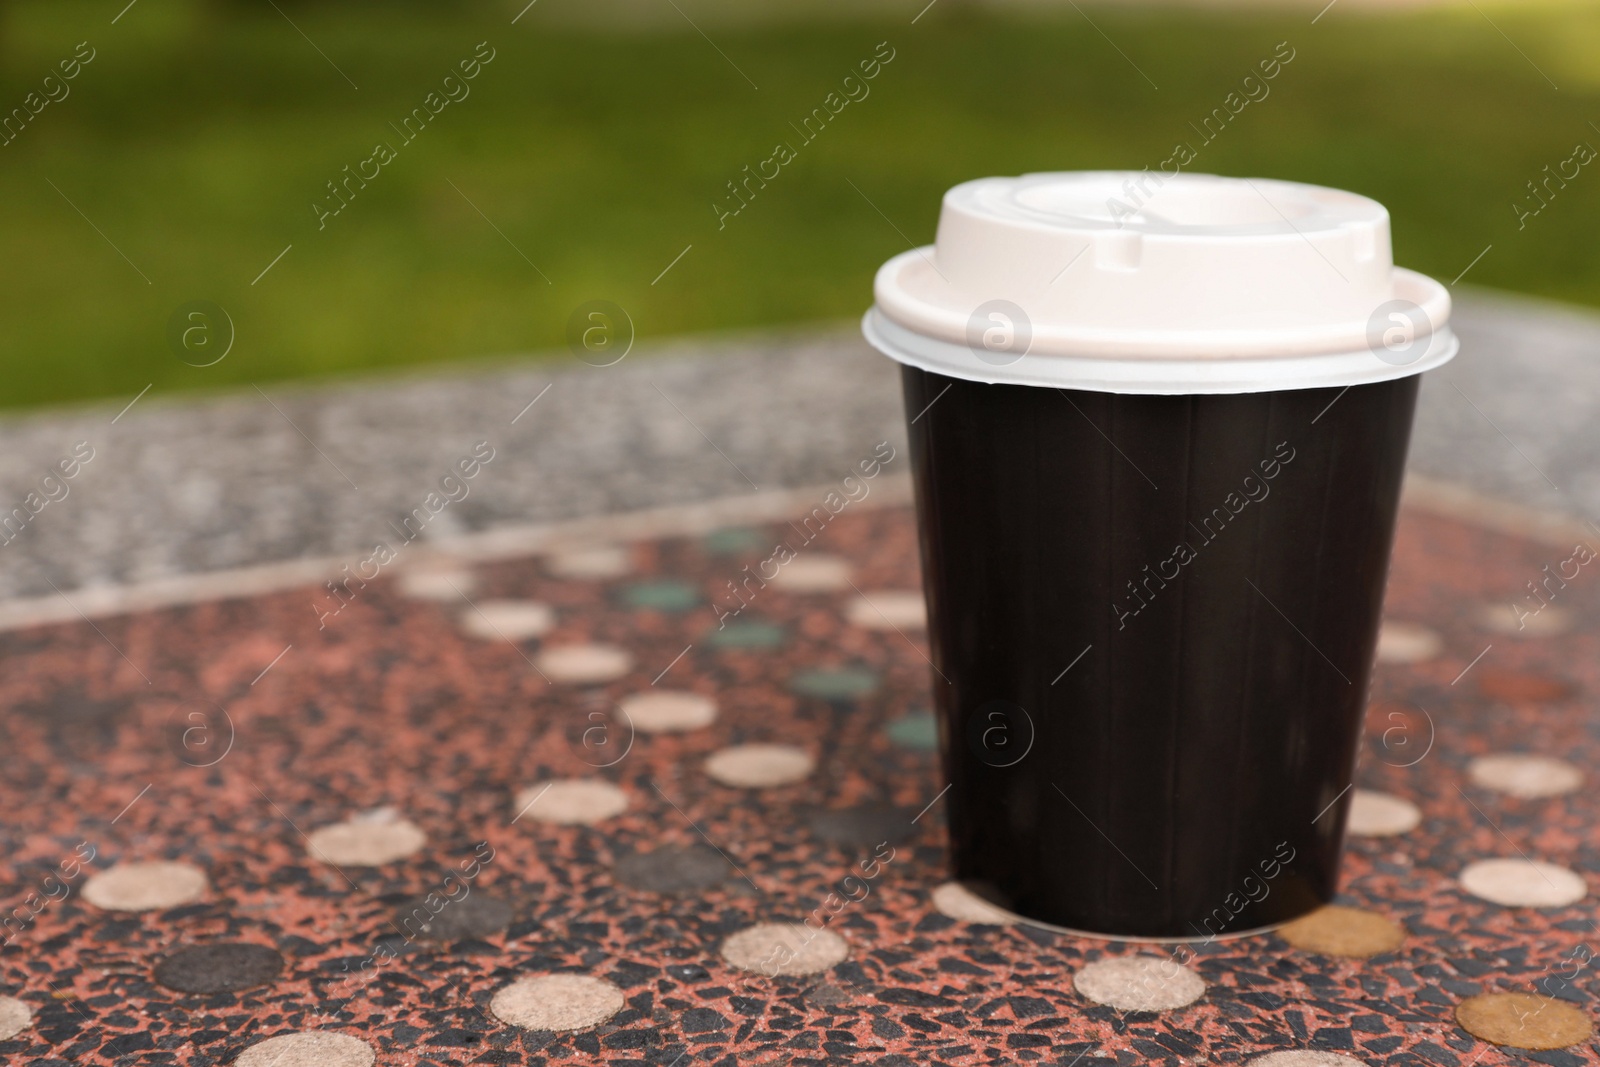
[
  {"xmin": 903, "ymin": 366, "xmax": 1419, "ymax": 938},
  {"xmin": 863, "ymin": 172, "xmax": 1457, "ymax": 938}
]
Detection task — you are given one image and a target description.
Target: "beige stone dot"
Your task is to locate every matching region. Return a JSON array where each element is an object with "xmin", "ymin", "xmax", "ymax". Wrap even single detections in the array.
[
  {"xmin": 1346, "ymin": 790, "xmax": 1422, "ymax": 837},
  {"xmin": 1460, "ymin": 858, "xmax": 1586, "ymax": 907},
  {"xmin": 1478, "ymin": 602, "xmax": 1572, "ymax": 637},
  {"xmin": 236, "ymin": 1032, "xmax": 376, "ymax": 1067},
  {"xmin": 536, "ymin": 644, "xmax": 633, "ymax": 684},
  {"xmin": 619, "ymin": 690, "xmax": 717, "ymax": 734},
  {"xmin": 490, "ymin": 974, "xmax": 625, "ymax": 1031},
  {"xmin": 461, "ymin": 600, "xmax": 555, "ymax": 641},
  {"xmin": 1456, "ymin": 992, "xmax": 1593, "ymax": 1049},
  {"xmin": 1249, "ymin": 1054, "xmax": 1371, "ymax": 1067},
  {"xmin": 931, "ymin": 882, "xmax": 1015, "ymax": 925},
  {"xmin": 0, "ymin": 996, "xmax": 33, "ymax": 1041},
  {"xmin": 513, "ymin": 780, "xmax": 628, "ymax": 826},
  {"xmin": 1074, "ymin": 955, "xmax": 1206, "ymax": 1012},
  {"xmin": 1278, "ymin": 905, "xmax": 1406, "ymax": 958},
  {"xmin": 1468, "ymin": 753, "xmax": 1583, "ymax": 798},
  {"xmin": 306, "ymin": 816, "xmax": 426, "ymax": 867},
  {"xmin": 721, "ymin": 922, "xmax": 849, "ymax": 977},
  {"xmin": 1375, "ymin": 621, "xmax": 1443, "ymax": 664},
  {"xmin": 846, "ymin": 591, "xmax": 926, "ymax": 631},
  {"xmin": 396, "ymin": 561, "xmax": 474, "ymax": 602},
  {"xmin": 705, "ymin": 744, "xmax": 814, "ymax": 788},
  {"xmin": 81, "ymin": 861, "xmax": 208, "ymax": 912},
  {"xmin": 770, "ymin": 555, "xmax": 852, "ymax": 592},
  {"xmin": 546, "ymin": 545, "xmax": 632, "ymax": 580}
]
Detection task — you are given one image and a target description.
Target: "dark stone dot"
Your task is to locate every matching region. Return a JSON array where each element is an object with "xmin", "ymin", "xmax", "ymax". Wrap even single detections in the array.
[
  {"xmin": 613, "ymin": 846, "xmax": 730, "ymax": 894},
  {"xmin": 153, "ymin": 943, "xmax": 284, "ymax": 994},
  {"xmin": 393, "ymin": 893, "xmax": 512, "ymax": 942},
  {"xmin": 680, "ymin": 1007, "xmax": 729, "ymax": 1033},
  {"xmin": 806, "ymin": 983, "xmax": 854, "ymax": 1010},
  {"xmin": 804, "ymin": 805, "xmax": 919, "ymax": 847}
]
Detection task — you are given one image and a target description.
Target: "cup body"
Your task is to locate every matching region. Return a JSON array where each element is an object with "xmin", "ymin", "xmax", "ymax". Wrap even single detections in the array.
[{"xmin": 903, "ymin": 364, "xmax": 1420, "ymax": 938}]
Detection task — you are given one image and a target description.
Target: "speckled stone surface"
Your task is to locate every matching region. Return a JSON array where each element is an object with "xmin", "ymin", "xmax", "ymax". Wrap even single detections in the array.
[
  {"xmin": 0, "ymin": 290, "xmax": 1595, "ymax": 611},
  {"xmin": 0, "ymin": 500, "xmax": 1596, "ymax": 1065}
]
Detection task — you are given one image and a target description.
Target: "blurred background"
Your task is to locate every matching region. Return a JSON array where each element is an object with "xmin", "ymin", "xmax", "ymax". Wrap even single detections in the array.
[
  {"xmin": 3, "ymin": 0, "xmax": 1595, "ymax": 409},
  {"xmin": 0, "ymin": 0, "xmax": 1597, "ymax": 606}
]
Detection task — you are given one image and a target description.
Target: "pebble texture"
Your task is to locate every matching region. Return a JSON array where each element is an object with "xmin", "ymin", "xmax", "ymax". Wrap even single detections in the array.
[
  {"xmin": 235, "ymin": 1032, "xmax": 376, "ymax": 1067},
  {"xmin": 395, "ymin": 565, "xmax": 474, "ymax": 602},
  {"xmin": 1467, "ymin": 753, "xmax": 1583, "ymax": 797},
  {"xmin": 1277, "ymin": 906, "xmax": 1407, "ymax": 958},
  {"xmin": 393, "ymin": 893, "xmax": 511, "ymax": 941},
  {"xmin": 769, "ymin": 554, "xmax": 853, "ymax": 592},
  {"xmin": 459, "ymin": 600, "xmax": 555, "ymax": 641},
  {"xmin": 535, "ymin": 643, "xmax": 633, "ymax": 684},
  {"xmin": 305, "ymin": 817, "xmax": 427, "ymax": 867},
  {"xmin": 0, "ymin": 996, "xmax": 32, "ymax": 1041},
  {"xmin": 1373, "ymin": 621, "xmax": 1442, "ymax": 664},
  {"xmin": 1249, "ymin": 1054, "xmax": 1370, "ymax": 1067},
  {"xmin": 704, "ymin": 743, "xmax": 815, "ymax": 788},
  {"xmin": 153, "ymin": 943, "xmax": 285, "ymax": 994},
  {"xmin": 1345, "ymin": 790, "xmax": 1422, "ymax": 837},
  {"xmin": 1455, "ymin": 992, "xmax": 1593, "ymax": 1049},
  {"xmin": 490, "ymin": 974, "xmax": 625, "ymax": 1032},
  {"xmin": 1459, "ymin": 858, "xmax": 1587, "ymax": 907},
  {"xmin": 721, "ymin": 923, "xmax": 849, "ymax": 977},
  {"xmin": 513, "ymin": 780, "xmax": 628, "ymax": 825},
  {"xmin": 1073, "ymin": 956, "xmax": 1207, "ymax": 1012},
  {"xmin": 845, "ymin": 590, "xmax": 926, "ymax": 630},
  {"xmin": 804, "ymin": 804, "xmax": 918, "ymax": 846},
  {"xmin": 545, "ymin": 545, "xmax": 632, "ymax": 579},
  {"xmin": 930, "ymin": 882, "xmax": 1016, "ymax": 924},
  {"xmin": 613, "ymin": 845, "xmax": 731, "ymax": 894},
  {"xmin": 81, "ymin": 861, "xmax": 207, "ymax": 912},
  {"xmin": 1478, "ymin": 602, "xmax": 1572, "ymax": 636},
  {"xmin": 619, "ymin": 690, "xmax": 717, "ymax": 733}
]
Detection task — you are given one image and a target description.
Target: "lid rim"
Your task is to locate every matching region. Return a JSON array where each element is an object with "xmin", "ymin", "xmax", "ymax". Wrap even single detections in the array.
[
  {"xmin": 875, "ymin": 251, "xmax": 1451, "ymax": 360},
  {"xmin": 863, "ymin": 306, "xmax": 1459, "ymax": 396}
]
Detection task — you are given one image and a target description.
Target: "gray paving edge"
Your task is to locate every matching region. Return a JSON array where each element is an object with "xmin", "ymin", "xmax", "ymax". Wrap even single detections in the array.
[
  {"xmin": 0, "ymin": 286, "xmax": 1597, "ymax": 619},
  {"xmin": 0, "ymin": 470, "xmax": 1580, "ymax": 634},
  {"xmin": 0, "ymin": 476, "xmax": 913, "ymax": 632}
]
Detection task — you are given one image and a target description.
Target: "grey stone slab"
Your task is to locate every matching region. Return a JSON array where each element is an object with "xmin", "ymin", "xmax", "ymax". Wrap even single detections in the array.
[
  {"xmin": 1411, "ymin": 289, "xmax": 1600, "ymax": 523},
  {"xmin": 0, "ymin": 289, "xmax": 1594, "ymax": 602},
  {"xmin": 0, "ymin": 328, "xmax": 903, "ymax": 600}
]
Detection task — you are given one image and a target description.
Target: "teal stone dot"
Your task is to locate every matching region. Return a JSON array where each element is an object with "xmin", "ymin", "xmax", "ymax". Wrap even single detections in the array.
[
  {"xmin": 791, "ymin": 667, "xmax": 879, "ymax": 700},
  {"xmin": 706, "ymin": 620, "xmax": 786, "ymax": 649},
  {"xmin": 886, "ymin": 710, "xmax": 939, "ymax": 751},
  {"xmin": 621, "ymin": 581, "xmax": 700, "ymax": 612},
  {"xmin": 703, "ymin": 527, "xmax": 768, "ymax": 555}
]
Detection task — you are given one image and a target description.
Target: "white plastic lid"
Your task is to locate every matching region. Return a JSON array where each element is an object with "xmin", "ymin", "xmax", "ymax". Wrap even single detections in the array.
[{"xmin": 862, "ymin": 171, "xmax": 1457, "ymax": 394}]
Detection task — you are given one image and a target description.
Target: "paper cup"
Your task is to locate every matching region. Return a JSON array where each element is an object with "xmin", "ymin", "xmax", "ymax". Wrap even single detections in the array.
[{"xmin": 864, "ymin": 172, "xmax": 1455, "ymax": 938}]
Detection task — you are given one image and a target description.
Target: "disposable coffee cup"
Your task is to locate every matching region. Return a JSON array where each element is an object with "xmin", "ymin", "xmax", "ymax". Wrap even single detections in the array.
[{"xmin": 862, "ymin": 172, "xmax": 1456, "ymax": 940}]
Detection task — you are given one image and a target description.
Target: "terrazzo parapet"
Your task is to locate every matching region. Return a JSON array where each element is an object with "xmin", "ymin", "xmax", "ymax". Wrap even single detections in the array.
[{"xmin": 0, "ymin": 502, "xmax": 1595, "ymax": 1064}]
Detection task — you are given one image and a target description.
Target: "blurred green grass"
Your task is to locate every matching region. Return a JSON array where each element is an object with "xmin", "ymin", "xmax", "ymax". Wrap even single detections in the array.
[{"xmin": 1, "ymin": 0, "xmax": 1596, "ymax": 409}]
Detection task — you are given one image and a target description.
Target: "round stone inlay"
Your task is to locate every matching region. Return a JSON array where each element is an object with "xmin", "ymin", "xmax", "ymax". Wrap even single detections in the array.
[
  {"xmin": 1277, "ymin": 906, "xmax": 1406, "ymax": 958},
  {"xmin": 1460, "ymin": 858, "xmax": 1586, "ymax": 907},
  {"xmin": 236, "ymin": 1032, "xmax": 375, "ymax": 1067},
  {"xmin": 1073, "ymin": 955, "xmax": 1206, "ymax": 1012},
  {"xmin": 1456, "ymin": 992, "xmax": 1593, "ymax": 1049},
  {"xmin": 82, "ymin": 861, "xmax": 208, "ymax": 912},
  {"xmin": 704, "ymin": 744, "xmax": 814, "ymax": 788},
  {"xmin": 490, "ymin": 974, "xmax": 625, "ymax": 1032},
  {"xmin": 721, "ymin": 923, "xmax": 849, "ymax": 977},
  {"xmin": 154, "ymin": 942, "xmax": 285, "ymax": 994}
]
